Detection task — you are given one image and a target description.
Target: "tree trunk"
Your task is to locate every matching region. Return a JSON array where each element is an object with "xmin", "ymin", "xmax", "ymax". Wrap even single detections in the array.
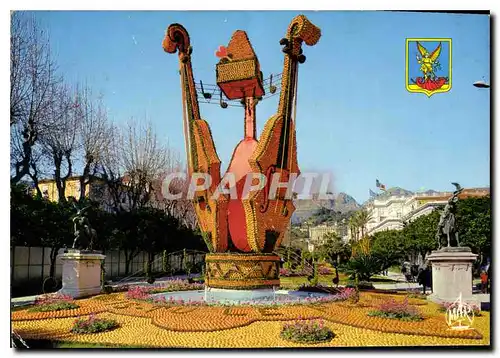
[
  {"xmin": 29, "ymin": 165, "xmax": 42, "ymax": 198},
  {"xmin": 12, "ymin": 119, "xmax": 37, "ymax": 184},
  {"xmin": 79, "ymin": 158, "xmax": 92, "ymax": 201}
]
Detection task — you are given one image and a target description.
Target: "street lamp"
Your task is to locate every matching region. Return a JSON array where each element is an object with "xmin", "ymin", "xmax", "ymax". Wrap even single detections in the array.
[{"xmin": 473, "ymin": 77, "xmax": 490, "ymax": 88}]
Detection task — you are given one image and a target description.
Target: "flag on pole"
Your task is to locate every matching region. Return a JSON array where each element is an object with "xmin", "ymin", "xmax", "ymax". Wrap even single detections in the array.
[
  {"xmin": 369, "ymin": 189, "xmax": 378, "ymax": 198},
  {"xmin": 376, "ymin": 179, "xmax": 386, "ymax": 191}
]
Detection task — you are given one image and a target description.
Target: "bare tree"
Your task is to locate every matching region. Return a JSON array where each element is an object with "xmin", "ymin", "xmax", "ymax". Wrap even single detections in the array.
[
  {"xmin": 10, "ymin": 11, "xmax": 59, "ymax": 184},
  {"xmin": 38, "ymin": 82, "xmax": 80, "ymax": 202},
  {"xmin": 119, "ymin": 118, "xmax": 170, "ymax": 211},
  {"xmin": 74, "ymin": 85, "xmax": 109, "ymax": 201},
  {"xmin": 151, "ymin": 167, "xmax": 198, "ymax": 229}
]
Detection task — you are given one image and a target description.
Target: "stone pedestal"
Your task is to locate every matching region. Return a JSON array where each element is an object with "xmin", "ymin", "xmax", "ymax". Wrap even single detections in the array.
[
  {"xmin": 57, "ymin": 250, "xmax": 106, "ymax": 298},
  {"xmin": 426, "ymin": 247, "xmax": 477, "ymax": 305}
]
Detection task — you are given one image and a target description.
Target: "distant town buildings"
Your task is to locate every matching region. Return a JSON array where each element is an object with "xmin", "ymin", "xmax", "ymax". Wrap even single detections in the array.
[
  {"xmin": 306, "ymin": 222, "xmax": 349, "ymax": 252},
  {"xmin": 365, "ymin": 187, "xmax": 490, "ymax": 236},
  {"xmin": 35, "ymin": 175, "xmax": 130, "ymax": 212},
  {"xmin": 302, "ymin": 187, "xmax": 489, "ymax": 252}
]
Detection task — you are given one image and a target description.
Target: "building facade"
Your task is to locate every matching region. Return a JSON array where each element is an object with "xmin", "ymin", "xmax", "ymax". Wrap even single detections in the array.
[
  {"xmin": 306, "ymin": 222, "xmax": 349, "ymax": 252},
  {"xmin": 36, "ymin": 176, "xmax": 130, "ymax": 212},
  {"xmin": 365, "ymin": 188, "xmax": 490, "ymax": 236}
]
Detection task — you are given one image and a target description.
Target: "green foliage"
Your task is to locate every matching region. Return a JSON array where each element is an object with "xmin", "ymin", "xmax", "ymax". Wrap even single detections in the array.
[
  {"xmin": 308, "ymin": 207, "xmax": 355, "ymax": 226},
  {"xmin": 10, "ymin": 183, "xmax": 206, "ymax": 275},
  {"xmin": 367, "ymin": 310, "xmax": 423, "ymax": 321},
  {"xmin": 367, "ymin": 298, "xmax": 423, "ymax": 321},
  {"xmin": 28, "ymin": 301, "xmax": 79, "ymax": 312},
  {"xmin": 71, "ymin": 314, "xmax": 119, "ymax": 334},
  {"xmin": 307, "ymin": 261, "xmax": 319, "ymax": 286},
  {"xmin": 369, "ymin": 230, "xmax": 407, "ymax": 268},
  {"xmin": 341, "ymin": 253, "xmax": 384, "ymax": 281},
  {"xmin": 456, "ymin": 197, "xmax": 491, "ymax": 258},
  {"xmin": 402, "ymin": 210, "xmax": 440, "ymax": 257},
  {"xmin": 316, "ymin": 232, "xmax": 350, "ymax": 265}
]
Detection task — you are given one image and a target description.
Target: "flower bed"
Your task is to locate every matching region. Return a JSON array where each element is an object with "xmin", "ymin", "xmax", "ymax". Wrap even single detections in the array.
[
  {"xmin": 71, "ymin": 313, "xmax": 119, "ymax": 334},
  {"xmin": 367, "ymin": 297, "xmax": 423, "ymax": 321},
  {"xmin": 125, "ymin": 279, "xmax": 203, "ymax": 300},
  {"xmin": 279, "ymin": 267, "xmax": 313, "ymax": 277},
  {"xmin": 280, "ymin": 318, "xmax": 334, "ymax": 344},
  {"xmin": 11, "ymin": 292, "xmax": 486, "ymax": 342},
  {"xmin": 126, "ymin": 284, "xmax": 358, "ymax": 308},
  {"xmin": 28, "ymin": 294, "xmax": 79, "ymax": 312}
]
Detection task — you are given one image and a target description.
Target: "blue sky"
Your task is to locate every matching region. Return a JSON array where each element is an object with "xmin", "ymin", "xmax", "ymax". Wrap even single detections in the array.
[{"xmin": 30, "ymin": 11, "xmax": 490, "ymax": 204}]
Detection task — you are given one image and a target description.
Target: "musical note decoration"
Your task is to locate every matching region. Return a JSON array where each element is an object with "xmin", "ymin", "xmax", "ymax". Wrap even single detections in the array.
[
  {"xmin": 200, "ymin": 80, "xmax": 212, "ymax": 99},
  {"xmin": 219, "ymin": 89, "xmax": 228, "ymax": 108},
  {"xmin": 194, "ymin": 72, "xmax": 283, "ymax": 107},
  {"xmin": 269, "ymin": 74, "xmax": 277, "ymax": 94}
]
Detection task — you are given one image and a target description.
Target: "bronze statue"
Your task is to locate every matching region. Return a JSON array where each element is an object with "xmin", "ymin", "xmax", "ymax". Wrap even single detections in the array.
[
  {"xmin": 436, "ymin": 183, "xmax": 463, "ymax": 249},
  {"xmin": 71, "ymin": 204, "xmax": 97, "ymax": 250}
]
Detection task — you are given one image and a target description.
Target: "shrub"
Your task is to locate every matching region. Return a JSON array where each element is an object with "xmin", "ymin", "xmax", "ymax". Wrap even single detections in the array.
[
  {"xmin": 29, "ymin": 293, "xmax": 79, "ymax": 312},
  {"xmin": 368, "ymin": 297, "xmax": 423, "ymax": 321},
  {"xmin": 279, "ymin": 268, "xmax": 292, "ymax": 277},
  {"xmin": 342, "ymin": 254, "xmax": 384, "ymax": 281},
  {"xmin": 438, "ymin": 301, "xmax": 482, "ymax": 317},
  {"xmin": 71, "ymin": 313, "xmax": 119, "ymax": 334},
  {"xmin": 125, "ymin": 279, "xmax": 204, "ymax": 300},
  {"xmin": 125, "ymin": 286, "xmax": 151, "ymax": 300},
  {"xmin": 318, "ymin": 266, "xmax": 333, "ymax": 275},
  {"xmin": 406, "ymin": 288, "xmax": 427, "ymax": 300},
  {"xmin": 280, "ymin": 318, "xmax": 334, "ymax": 343},
  {"xmin": 148, "ymin": 279, "xmax": 204, "ymax": 293}
]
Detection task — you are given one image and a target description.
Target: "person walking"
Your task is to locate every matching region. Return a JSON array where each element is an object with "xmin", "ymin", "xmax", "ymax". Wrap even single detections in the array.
[
  {"xmin": 424, "ymin": 264, "xmax": 432, "ymax": 293},
  {"xmin": 417, "ymin": 268, "xmax": 426, "ymax": 294},
  {"xmin": 480, "ymin": 270, "xmax": 488, "ymax": 294}
]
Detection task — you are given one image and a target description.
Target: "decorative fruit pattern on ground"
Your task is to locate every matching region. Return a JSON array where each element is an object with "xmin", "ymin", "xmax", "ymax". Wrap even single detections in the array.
[{"xmin": 11, "ymin": 292, "xmax": 490, "ymax": 347}]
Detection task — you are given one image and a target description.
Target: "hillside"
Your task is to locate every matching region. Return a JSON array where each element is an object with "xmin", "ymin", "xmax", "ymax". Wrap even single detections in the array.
[{"xmin": 292, "ymin": 192, "xmax": 360, "ymax": 224}]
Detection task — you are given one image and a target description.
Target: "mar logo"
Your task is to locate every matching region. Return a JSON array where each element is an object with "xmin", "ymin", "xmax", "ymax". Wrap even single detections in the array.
[{"xmin": 406, "ymin": 38, "xmax": 452, "ymax": 97}]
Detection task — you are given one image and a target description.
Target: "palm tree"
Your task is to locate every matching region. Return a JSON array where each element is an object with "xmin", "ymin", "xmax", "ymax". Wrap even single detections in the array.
[
  {"xmin": 348, "ymin": 214, "xmax": 360, "ymax": 242},
  {"xmin": 356, "ymin": 209, "xmax": 373, "ymax": 239}
]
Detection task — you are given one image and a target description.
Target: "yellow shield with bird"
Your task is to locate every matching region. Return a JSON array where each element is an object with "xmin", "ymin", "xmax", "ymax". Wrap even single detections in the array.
[{"xmin": 405, "ymin": 38, "xmax": 452, "ymax": 97}]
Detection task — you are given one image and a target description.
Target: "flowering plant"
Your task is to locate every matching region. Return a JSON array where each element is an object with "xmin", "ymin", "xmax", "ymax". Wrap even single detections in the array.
[
  {"xmin": 71, "ymin": 313, "xmax": 119, "ymax": 334},
  {"xmin": 438, "ymin": 301, "xmax": 482, "ymax": 316},
  {"xmin": 279, "ymin": 268, "xmax": 292, "ymax": 277},
  {"xmin": 29, "ymin": 293, "xmax": 79, "ymax": 312},
  {"xmin": 367, "ymin": 297, "xmax": 423, "ymax": 321},
  {"xmin": 318, "ymin": 267, "xmax": 333, "ymax": 275},
  {"xmin": 406, "ymin": 288, "xmax": 427, "ymax": 300},
  {"xmin": 280, "ymin": 318, "xmax": 334, "ymax": 343},
  {"xmin": 125, "ymin": 279, "xmax": 204, "ymax": 301}
]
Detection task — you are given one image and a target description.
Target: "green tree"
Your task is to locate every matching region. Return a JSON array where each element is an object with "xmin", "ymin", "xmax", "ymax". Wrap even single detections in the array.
[
  {"xmin": 341, "ymin": 253, "xmax": 384, "ymax": 281},
  {"xmin": 456, "ymin": 196, "xmax": 491, "ymax": 264},
  {"xmin": 370, "ymin": 230, "xmax": 407, "ymax": 269},
  {"xmin": 402, "ymin": 210, "xmax": 440, "ymax": 260},
  {"xmin": 316, "ymin": 232, "xmax": 349, "ymax": 265},
  {"xmin": 356, "ymin": 209, "xmax": 372, "ymax": 239}
]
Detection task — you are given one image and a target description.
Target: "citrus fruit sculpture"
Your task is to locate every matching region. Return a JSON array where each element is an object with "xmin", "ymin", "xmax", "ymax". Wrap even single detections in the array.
[{"xmin": 163, "ymin": 15, "xmax": 321, "ymax": 289}]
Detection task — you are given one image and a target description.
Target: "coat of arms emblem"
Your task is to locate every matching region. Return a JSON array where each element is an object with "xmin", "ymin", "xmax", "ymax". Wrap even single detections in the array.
[{"xmin": 406, "ymin": 38, "xmax": 452, "ymax": 97}]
